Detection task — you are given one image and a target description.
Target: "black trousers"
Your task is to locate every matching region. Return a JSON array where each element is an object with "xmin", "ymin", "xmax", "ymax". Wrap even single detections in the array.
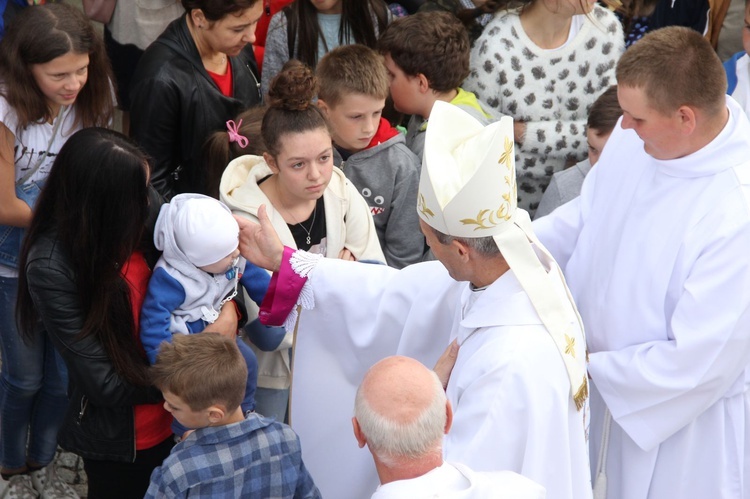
[{"xmin": 83, "ymin": 437, "xmax": 174, "ymax": 499}]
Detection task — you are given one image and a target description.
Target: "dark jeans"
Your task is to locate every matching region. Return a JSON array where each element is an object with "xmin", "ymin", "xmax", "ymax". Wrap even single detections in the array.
[
  {"xmin": 0, "ymin": 276, "xmax": 69, "ymax": 470},
  {"xmin": 83, "ymin": 437, "xmax": 174, "ymax": 499}
]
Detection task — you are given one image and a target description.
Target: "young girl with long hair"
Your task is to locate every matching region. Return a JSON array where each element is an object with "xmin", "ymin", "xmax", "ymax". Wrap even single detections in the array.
[
  {"xmin": 0, "ymin": 4, "xmax": 114, "ymax": 497},
  {"xmin": 463, "ymin": 0, "xmax": 624, "ymax": 216},
  {"xmin": 260, "ymin": 0, "xmax": 390, "ymax": 96},
  {"xmin": 220, "ymin": 62, "xmax": 384, "ymax": 422}
]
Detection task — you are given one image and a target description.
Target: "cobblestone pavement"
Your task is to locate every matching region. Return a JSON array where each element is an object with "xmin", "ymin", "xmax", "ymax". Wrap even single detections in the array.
[
  {"xmin": 0, "ymin": 350, "xmax": 88, "ymax": 496},
  {"xmin": 55, "ymin": 449, "xmax": 88, "ymax": 498}
]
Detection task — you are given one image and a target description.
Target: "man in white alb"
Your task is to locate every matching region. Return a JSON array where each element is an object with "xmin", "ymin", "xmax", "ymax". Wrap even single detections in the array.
[
  {"xmin": 534, "ymin": 26, "xmax": 750, "ymax": 499},
  {"xmin": 238, "ymin": 102, "xmax": 592, "ymax": 499},
  {"xmin": 355, "ymin": 355, "xmax": 545, "ymax": 499}
]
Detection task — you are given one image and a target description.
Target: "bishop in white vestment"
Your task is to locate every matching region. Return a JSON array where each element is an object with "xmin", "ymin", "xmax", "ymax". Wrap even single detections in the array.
[
  {"xmin": 240, "ymin": 103, "xmax": 592, "ymax": 499},
  {"xmin": 534, "ymin": 27, "xmax": 750, "ymax": 499}
]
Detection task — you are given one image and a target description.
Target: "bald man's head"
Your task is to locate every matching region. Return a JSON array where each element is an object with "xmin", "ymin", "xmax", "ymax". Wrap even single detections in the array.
[{"xmin": 354, "ymin": 356, "xmax": 449, "ymax": 464}]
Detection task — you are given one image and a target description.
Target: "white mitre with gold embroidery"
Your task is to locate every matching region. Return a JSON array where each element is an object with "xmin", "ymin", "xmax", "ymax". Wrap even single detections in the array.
[{"xmin": 418, "ymin": 101, "xmax": 588, "ymax": 410}]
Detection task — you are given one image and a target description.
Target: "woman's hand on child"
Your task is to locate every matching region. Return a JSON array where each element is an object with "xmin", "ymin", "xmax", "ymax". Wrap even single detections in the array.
[
  {"xmin": 205, "ymin": 304, "xmax": 239, "ymax": 339},
  {"xmin": 235, "ymin": 205, "xmax": 284, "ymax": 272}
]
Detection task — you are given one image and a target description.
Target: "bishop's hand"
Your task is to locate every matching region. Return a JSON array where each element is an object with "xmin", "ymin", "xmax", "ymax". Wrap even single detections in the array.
[{"xmin": 235, "ymin": 205, "xmax": 284, "ymax": 272}]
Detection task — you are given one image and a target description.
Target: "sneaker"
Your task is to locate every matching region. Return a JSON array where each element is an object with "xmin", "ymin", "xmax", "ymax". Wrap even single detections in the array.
[
  {"xmin": 28, "ymin": 466, "xmax": 77, "ymax": 499},
  {"xmin": 0, "ymin": 474, "xmax": 39, "ymax": 499}
]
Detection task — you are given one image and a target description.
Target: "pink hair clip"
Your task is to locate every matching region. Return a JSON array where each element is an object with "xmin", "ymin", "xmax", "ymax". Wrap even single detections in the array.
[{"xmin": 226, "ymin": 119, "xmax": 249, "ymax": 149}]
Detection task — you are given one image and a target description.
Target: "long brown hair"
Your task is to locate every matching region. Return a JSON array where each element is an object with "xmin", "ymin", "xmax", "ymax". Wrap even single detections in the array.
[
  {"xmin": 284, "ymin": 0, "xmax": 389, "ymax": 69},
  {"xmin": 0, "ymin": 3, "xmax": 115, "ymax": 129}
]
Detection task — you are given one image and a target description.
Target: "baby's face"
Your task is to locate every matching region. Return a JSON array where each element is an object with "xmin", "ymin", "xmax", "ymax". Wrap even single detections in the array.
[{"xmin": 199, "ymin": 247, "xmax": 240, "ymax": 274}]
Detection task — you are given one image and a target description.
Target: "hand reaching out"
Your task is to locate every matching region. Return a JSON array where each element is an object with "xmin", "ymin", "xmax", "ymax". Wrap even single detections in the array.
[{"xmin": 235, "ymin": 205, "xmax": 284, "ymax": 272}]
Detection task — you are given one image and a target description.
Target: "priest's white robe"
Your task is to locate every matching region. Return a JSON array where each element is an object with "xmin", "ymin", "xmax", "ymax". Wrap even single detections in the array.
[
  {"xmin": 289, "ymin": 258, "xmax": 591, "ymax": 499},
  {"xmin": 534, "ymin": 97, "xmax": 750, "ymax": 499},
  {"xmin": 369, "ymin": 462, "xmax": 546, "ymax": 499}
]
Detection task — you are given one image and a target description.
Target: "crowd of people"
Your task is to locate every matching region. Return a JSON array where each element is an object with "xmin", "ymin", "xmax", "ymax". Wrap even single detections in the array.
[{"xmin": 1, "ymin": 0, "xmax": 750, "ymax": 498}]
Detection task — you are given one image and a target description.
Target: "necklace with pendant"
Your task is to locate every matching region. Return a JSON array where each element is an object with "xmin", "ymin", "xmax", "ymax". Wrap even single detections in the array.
[
  {"xmin": 293, "ymin": 204, "xmax": 317, "ymax": 245},
  {"xmin": 276, "ymin": 182, "xmax": 317, "ymax": 245}
]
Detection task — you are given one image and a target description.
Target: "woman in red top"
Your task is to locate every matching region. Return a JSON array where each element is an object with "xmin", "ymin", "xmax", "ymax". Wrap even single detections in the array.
[{"xmin": 15, "ymin": 128, "xmax": 238, "ymax": 499}]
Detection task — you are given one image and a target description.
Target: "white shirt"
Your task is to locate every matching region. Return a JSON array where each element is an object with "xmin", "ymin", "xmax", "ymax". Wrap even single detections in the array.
[
  {"xmin": 730, "ymin": 53, "xmax": 750, "ymax": 119},
  {"xmin": 371, "ymin": 462, "xmax": 546, "ymax": 499},
  {"xmin": 534, "ymin": 96, "xmax": 750, "ymax": 499},
  {"xmin": 0, "ymin": 97, "xmax": 79, "ymax": 277}
]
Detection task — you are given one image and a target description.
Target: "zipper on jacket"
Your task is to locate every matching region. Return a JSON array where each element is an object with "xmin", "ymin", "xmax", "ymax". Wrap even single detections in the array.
[
  {"xmin": 76, "ymin": 396, "xmax": 88, "ymax": 425},
  {"xmin": 171, "ymin": 165, "xmax": 183, "ymax": 181},
  {"xmin": 132, "ymin": 410, "xmax": 137, "ymax": 463},
  {"xmin": 245, "ymin": 63, "xmax": 262, "ymax": 100}
]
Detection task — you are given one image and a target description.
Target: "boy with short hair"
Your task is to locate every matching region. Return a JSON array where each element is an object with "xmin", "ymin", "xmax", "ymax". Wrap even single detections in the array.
[
  {"xmin": 316, "ymin": 44, "xmax": 424, "ymax": 269},
  {"xmin": 377, "ymin": 11, "xmax": 500, "ymax": 160},
  {"xmin": 723, "ymin": 0, "xmax": 750, "ymax": 117},
  {"xmin": 146, "ymin": 333, "xmax": 321, "ymax": 499}
]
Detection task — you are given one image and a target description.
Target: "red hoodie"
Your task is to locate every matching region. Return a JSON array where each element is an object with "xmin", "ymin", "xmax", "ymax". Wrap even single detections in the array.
[{"xmin": 366, "ymin": 118, "xmax": 400, "ymax": 149}]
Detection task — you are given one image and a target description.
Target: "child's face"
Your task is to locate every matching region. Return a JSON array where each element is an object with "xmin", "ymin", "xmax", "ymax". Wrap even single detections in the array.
[
  {"xmin": 163, "ymin": 390, "xmax": 210, "ymax": 429},
  {"xmin": 30, "ymin": 51, "xmax": 89, "ymax": 113},
  {"xmin": 743, "ymin": 4, "xmax": 750, "ymax": 56},
  {"xmin": 320, "ymin": 93, "xmax": 385, "ymax": 153},
  {"xmin": 310, "ymin": 0, "xmax": 341, "ymax": 14},
  {"xmin": 199, "ymin": 247, "xmax": 240, "ymax": 274},
  {"xmin": 383, "ymin": 53, "xmax": 422, "ymax": 116},
  {"xmin": 586, "ymin": 127, "xmax": 611, "ymax": 166},
  {"xmin": 268, "ymin": 128, "xmax": 334, "ymax": 203}
]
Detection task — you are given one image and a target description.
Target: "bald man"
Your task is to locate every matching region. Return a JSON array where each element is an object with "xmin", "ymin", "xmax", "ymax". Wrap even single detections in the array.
[{"xmin": 353, "ymin": 356, "xmax": 546, "ymax": 499}]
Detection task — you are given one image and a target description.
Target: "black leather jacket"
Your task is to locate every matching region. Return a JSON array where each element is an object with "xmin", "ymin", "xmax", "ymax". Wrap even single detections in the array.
[
  {"xmin": 23, "ymin": 189, "xmax": 166, "ymax": 463},
  {"xmin": 25, "ymin": 235, "xmax": 164, "ymax": 462},
  {"xmin": 130, "ymin": 14, "xmax": 262, "ymax": 199}
]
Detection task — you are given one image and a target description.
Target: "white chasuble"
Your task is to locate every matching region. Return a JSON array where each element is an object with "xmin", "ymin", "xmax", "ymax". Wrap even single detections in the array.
[
  {"xmin": 534, "ymin": 97, "xmax": 750, "ymax": 499},
  {"xmin": 289, "ymin": 258, "xmax": 590, "ymax": 499}
]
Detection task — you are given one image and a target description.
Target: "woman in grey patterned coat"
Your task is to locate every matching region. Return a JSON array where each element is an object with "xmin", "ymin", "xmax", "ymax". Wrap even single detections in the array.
[{"xmin": 464, "ymin": 0, "xmax": 624, "ymax": 215}]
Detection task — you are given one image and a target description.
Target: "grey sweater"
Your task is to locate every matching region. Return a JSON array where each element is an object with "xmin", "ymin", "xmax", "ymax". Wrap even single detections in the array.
[
  {"xmin": 534, "ymin": 158, "xmax": 592, "ymax": 219},
  {"xmin": 334, "ymin": 131, "xmax": 424, "ymax": 269}
]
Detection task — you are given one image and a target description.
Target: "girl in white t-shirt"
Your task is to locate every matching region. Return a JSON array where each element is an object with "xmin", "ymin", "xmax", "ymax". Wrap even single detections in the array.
[{"xmin": 0, "ymin": 4, "xmax": 114, "ymax": 497}]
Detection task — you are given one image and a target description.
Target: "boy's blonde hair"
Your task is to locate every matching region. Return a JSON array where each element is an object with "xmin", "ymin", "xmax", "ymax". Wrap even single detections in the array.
[
  {"xmin": 316, "ymin": 45, "xmax": 389, "ymax": 107},
  {"xmin": 152, "ymin": 333, "xmax": 247, "ymax": 412}
]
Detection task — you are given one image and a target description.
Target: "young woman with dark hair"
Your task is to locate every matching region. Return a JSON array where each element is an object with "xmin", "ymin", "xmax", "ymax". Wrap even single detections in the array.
[
  {"xmin": 260, "ymin": 0, "xmax": 390, "ymax": 96},
  {"xmin": 0, "ymin": 4, "xmax": 114, "ymax": 496},
  {"xmin": 16, "ymin": 127, "xmax": 240, "ymax": 499},
  {"xmin": 130, "ymin": 0, "xmax": 265, "ymax": 199},
  {"xmin": 220, "ymin": 62, "xmax": 384, "ymax": 423}
]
